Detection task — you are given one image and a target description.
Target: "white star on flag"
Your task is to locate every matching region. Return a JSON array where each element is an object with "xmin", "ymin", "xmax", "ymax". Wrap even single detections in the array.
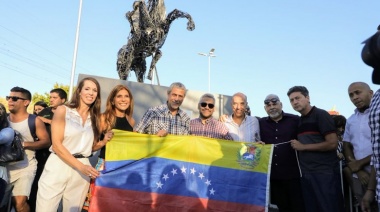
[
  {"xmin": 190, "ymin": 167, "xmax": 196, "ymax": 175},
  {"xmin": 162, "ymin": 174, "xmax": 169, "ymax": 181},
  {"xmin": 205, "ymin": 179, "xmax": 211, "ymax": 186},
  {"xmin": 171, "ymin": 168, "xmax": 178, "ymax": 176},
  {"xmin": 210, "ymin": 188, "xmax": 216, "ymax": 195},
  {"xmin": 156, "ymin": 181, "xmax": 163, "ymax": 189},
  {"xmin": 198, "ymin": 172, "xmax": 205, "ymax": 179},
  {"xmin": 181, "ymin": 166, "xmax": 187, "ymax": 173}
]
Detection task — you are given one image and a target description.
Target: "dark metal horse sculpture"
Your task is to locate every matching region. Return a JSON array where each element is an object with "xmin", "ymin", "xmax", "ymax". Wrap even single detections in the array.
[{"xmin": 117, "ymin": 0, "xmax": 195, "ymax": 82}]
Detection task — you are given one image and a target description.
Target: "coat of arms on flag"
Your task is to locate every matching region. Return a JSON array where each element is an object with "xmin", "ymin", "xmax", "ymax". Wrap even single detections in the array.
[{"xmin": 89, "ymin": 131, "xmax": 273, "ymax": 212}]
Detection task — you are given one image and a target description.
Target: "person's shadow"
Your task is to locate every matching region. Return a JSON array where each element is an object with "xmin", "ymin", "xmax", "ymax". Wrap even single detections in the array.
[
  {"xmin": 89, "ymin": 169, "xmax": 152, "ymax": 211},
  {"xmin": 154, "ymin": 164, "xmax": 205, "ymax": 211}
]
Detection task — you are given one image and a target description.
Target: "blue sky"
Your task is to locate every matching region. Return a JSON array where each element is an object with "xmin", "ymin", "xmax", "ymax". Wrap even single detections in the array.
[{"xmin": 1, "ymin": 0, "xmax": 379, "ymax": 118}]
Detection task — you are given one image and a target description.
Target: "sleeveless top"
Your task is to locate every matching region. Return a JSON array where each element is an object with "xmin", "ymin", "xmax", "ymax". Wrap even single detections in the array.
[
  {"xmin": 7, "ymin": 117, "xmax": 35, "ymax": 170},
  {"xmin": 99, "ymin": 116, "xmax": 133, "ymax": 159},
  {"xmin": 50, "ymin": 106, "xmax": 94, "ymax": 157}
]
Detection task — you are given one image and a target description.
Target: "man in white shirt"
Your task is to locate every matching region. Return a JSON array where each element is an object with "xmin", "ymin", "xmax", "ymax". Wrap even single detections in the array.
[
  {"xmin": 6, "ymin": 87, "xmax": 50, "ymax": 212},
  {"xmin": 224, "ymin": 92, "xmax": 260, "ymax": 142},
  {"xmin": 343, "ymin": 82, "xmax": 374, "ymax": 208}
]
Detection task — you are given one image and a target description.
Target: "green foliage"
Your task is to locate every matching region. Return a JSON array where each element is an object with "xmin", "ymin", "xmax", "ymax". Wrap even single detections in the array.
[{"xmin": 32, "ymin": 83, "xmax": 70, "ymax": 106}]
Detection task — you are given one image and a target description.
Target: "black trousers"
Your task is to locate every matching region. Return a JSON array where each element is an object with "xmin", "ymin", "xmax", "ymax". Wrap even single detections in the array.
[{"xmin": 270, "ymin": 178, "xmax": 305, "ymax": 212}]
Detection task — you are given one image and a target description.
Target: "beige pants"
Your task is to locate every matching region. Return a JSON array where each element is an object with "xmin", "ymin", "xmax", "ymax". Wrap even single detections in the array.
[{"xmin": 36, "ymin": 154, "xmax": 90, "ymax": 212}]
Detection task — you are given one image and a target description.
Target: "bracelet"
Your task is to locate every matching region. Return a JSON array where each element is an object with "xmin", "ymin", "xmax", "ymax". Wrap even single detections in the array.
[{"xmin": 367, "ymin": 188, "xmax": 376, "ymax": 192}]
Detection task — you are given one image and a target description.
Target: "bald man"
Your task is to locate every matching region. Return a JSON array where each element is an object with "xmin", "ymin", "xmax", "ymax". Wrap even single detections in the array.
[{"xmin": 343, "ymin": 82, "xmax": 375, "ymax": 209}]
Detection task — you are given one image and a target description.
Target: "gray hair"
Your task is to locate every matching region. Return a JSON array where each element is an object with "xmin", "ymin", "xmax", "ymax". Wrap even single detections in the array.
[
  {"xmin": 167, "ymin": 82, "xmax": 187, "ymax": 95},
  {"xmin": 199, "ymin": 93, "xmax": 215, "ymax": 103}
]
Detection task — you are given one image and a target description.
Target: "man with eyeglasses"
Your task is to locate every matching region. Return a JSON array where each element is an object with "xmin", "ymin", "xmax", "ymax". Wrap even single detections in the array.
[
  {"xmin": 6, "ymin": 86, "xmax": 50, "ymax": 212},
  {"xmin": 259, "ymin": 94, "xmax": 305, "ymax": 212},
  {"xmin": 287, "ymin": 86, "xmax": 344, "ymax": 212},
  {"xmin": 135, "ymin": 82, "xmax": 190, "ymax": 137},
  {"xmin": 190, "ymin": 93, "xmax": 233, "ymax": 140},
  {"xmin": 223, "ymin": 92, "xmax": 260, "ymax": 142}
]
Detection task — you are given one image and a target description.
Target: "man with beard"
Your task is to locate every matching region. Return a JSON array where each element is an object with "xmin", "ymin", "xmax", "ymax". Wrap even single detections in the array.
[
  {"xmin": 259, "ymin": 94, "xmax": 304, "ymax": 212},
  {"xmin": 6, "ymin": 87, "xmax": 50, "ymax": 212},
  {"xmin": 190, "ymin": 93, "xmax": 233, "ymax": 140},
  {"xmin": 223, "ymin": 92, "xmax": 260, "ymax": 142},
  {"xmin": 135, "ymin": 82, "xmax": 190, "ymax": 136}
]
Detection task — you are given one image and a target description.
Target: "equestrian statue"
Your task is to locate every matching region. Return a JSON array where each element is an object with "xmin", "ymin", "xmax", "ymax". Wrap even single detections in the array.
[{"xmin": 117, "ymin": 0, "xmax": 195, "ymax": 82}]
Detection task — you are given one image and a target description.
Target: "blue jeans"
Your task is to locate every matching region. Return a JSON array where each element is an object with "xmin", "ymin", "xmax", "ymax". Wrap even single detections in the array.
[{"xmin": 301, "ymin": 170, "xmax": 344, "ymax": 212}]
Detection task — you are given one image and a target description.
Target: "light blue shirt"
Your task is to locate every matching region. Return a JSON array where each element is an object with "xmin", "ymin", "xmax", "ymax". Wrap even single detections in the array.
[
  {"xmin": 343, "ymin": 108, "xmax": 372, "ymax": 174},
  {"xmin": 0, "ymin": 127, "xmax": 14, "ymax": 146}
]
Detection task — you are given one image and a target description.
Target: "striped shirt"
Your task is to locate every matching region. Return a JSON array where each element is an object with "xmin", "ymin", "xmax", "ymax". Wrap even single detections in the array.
[
  {"xmin": 135, "ymin": 103, "xmax": 190, "ymax": 135},
  {"xmin": 190, "ymin": 118, "xmax": 233, "ymax": 140},
  {"xmin": 369, "ymin": 89, "xmax": 380, "ymax": 202}
]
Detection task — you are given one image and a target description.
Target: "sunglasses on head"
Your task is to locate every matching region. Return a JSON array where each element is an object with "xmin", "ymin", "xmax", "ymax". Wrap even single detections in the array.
[
  {"xmin": 200, "ymin": 102, "xmax": 215, "ymax": 109},
  {"xmin": 6, "ymin": 96, "xmax": 27, "ymax": 102},
  {"xmin": 264, "ymin": 98, "xmax": 279, "ymax": 105}
]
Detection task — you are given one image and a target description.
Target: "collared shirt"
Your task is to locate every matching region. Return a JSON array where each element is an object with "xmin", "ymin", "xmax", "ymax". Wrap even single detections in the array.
[
  {"xmin": 259, "ymin": 112, "xmax": 301, "ymax": 180},
  {"xmin": 135, "ymin": 103, "xmax": 190, "ymax": 135},
  {"xmin": 190, "ymin": 117, "xmax": 233, "ymax": 140},
  {"xmin": 343, "ymin": 108, "xmax": 372, "ymax": 175},
  {"xmin": 297, "ymin": 106, "xmax": 339, "ymax": 172},
  {"xmin": 56, "ymin": 106, "xmax": 93, "ymax": 157},
  {"xmin": 224, "ymin": 115, "xmax": 260, "ymax": 142},
  {"xmin": 369, "ymin": 89, "xmax": 380, "ymax": 202}
]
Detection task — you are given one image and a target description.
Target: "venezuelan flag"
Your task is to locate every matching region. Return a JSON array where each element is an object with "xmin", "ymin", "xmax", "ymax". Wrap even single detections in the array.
[{"xmin": 89, "ymin": 130, "xmax": 273, "ymax": 212}]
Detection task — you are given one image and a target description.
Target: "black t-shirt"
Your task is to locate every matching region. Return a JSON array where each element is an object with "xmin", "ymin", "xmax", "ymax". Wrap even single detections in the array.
[
  {"xmin": 36, "ymin": 107, "xmax": 54, "ymax": 162},
  {"xmin": 38, "ymin": 107, "xmax": 54, "ymax": 136}
]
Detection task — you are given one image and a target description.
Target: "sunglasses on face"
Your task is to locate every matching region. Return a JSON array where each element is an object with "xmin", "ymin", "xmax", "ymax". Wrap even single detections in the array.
[
  {"xmin": 264, "ymin": 98, "xmax": 279, "ymax": 105},
  {"xmin": 6, "ymin": 96, "xmax": 27, "ymax": 102},
  {"xmin": 200, "ymin": 102, "xmax": 215, "ymax": 109}
]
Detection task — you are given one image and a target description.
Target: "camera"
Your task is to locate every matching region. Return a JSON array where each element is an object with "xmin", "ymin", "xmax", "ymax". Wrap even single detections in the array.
[{"xmin": 362, "ymin": 25, "xmax": 380, "ymax": 84}]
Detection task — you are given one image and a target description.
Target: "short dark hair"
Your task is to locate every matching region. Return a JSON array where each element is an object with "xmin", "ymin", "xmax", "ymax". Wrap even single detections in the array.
[
  {"xmin": 0, "ymin": 103, "xmax": 9, "ymax": 129},
  {"xmin": 34, "ymin": 101, "xmax": 48, "ymax": 108},
  {"xmin": 50, "ymin": 88, "xmax": 67, "ymax": 101},
  {"xmin": 10, "ymin": 86, "xmax": 32, "ymax": 100},
  {"xmin": 331, "ymin": 115, "xmax": 346, "ymax": 129},
  {"xmin": 287, "ymin": 86, "xmax": 309, "ymax": 97}
]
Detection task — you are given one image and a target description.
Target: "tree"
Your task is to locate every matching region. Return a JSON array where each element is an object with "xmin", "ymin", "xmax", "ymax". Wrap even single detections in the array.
[
  {"xmin": 32, "ymin": 83, "xmax": 70, "ymax": 106},
  {"xmin": 0, "ymin": 83, "xmax": 70, "ymax": 113}
]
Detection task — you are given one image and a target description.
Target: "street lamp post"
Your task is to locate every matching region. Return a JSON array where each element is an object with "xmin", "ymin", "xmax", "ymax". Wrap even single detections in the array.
[{"xmin": 198, "ymin": 48, "xmax": 216, "ymax": 92}]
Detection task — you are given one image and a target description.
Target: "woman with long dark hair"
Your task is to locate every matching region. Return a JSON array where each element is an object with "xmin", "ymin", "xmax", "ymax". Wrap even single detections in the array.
[
  {"xmin": 83, "ymin": 84, "xmax": 135, "ymax": 211},
  {"xmin": 0, "ymin": 103, "xmax": 14, "ymax": 204},
  {"xmin": 36, "ymin": 77, "xmax": 106, "ymax": 212}
]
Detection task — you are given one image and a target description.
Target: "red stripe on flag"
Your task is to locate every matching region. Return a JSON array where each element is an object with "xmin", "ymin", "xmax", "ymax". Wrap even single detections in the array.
[{"xmin": 89, "ymin": 186, "xmax": 264, "ymax": 212}]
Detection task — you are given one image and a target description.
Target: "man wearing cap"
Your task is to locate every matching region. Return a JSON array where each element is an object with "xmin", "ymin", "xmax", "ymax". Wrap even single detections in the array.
[
  {"xmin": 190, "ymin": 93, "xmax": 233, "ymax": 140},
  {"xmin": 223, "ymin": 92, "xmax": 260, "ymax": 142},
  {"xmin": 259, "ymin": 94, "xmax": 305, "ymax": 211}
]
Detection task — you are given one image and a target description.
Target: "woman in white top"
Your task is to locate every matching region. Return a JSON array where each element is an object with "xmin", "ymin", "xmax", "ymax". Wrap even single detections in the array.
[{"xmin": 36, "ymin": 77, "xmax": 111, "ymax": 212}]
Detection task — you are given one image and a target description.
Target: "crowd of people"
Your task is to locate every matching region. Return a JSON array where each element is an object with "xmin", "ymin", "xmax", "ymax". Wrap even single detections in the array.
[{"xmin": 0, "ymin": 78, "xmax": 379, "ymax": 212}]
